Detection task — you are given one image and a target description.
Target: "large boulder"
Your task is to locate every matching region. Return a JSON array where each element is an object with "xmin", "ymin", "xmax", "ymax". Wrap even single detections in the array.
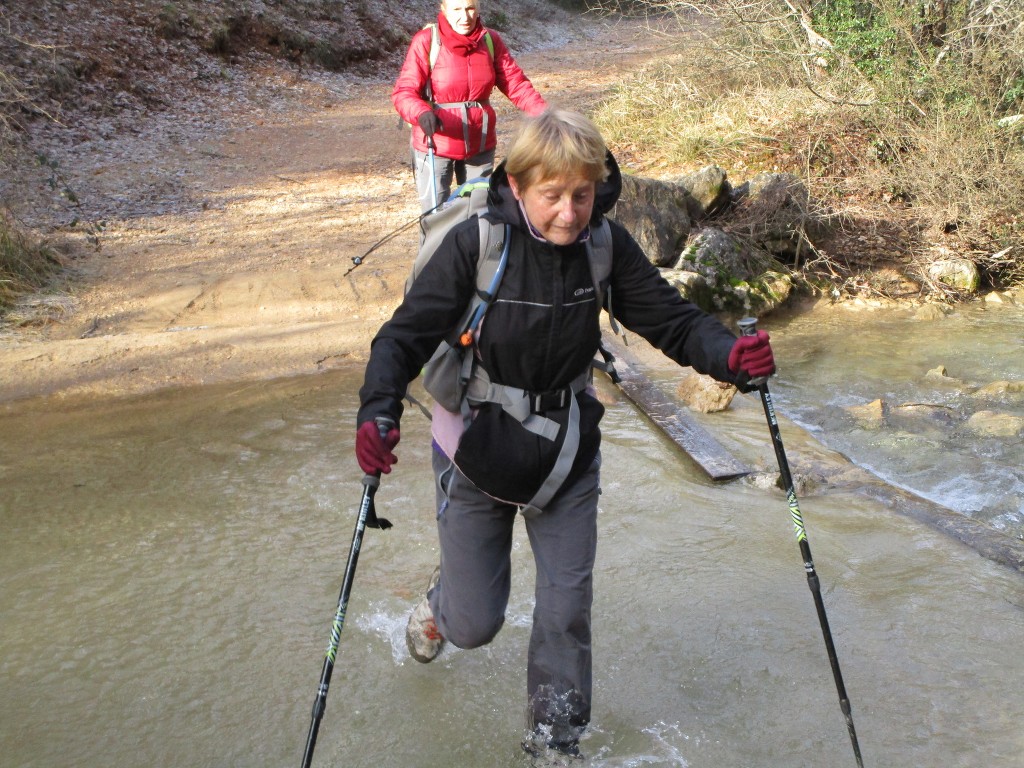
[
  {"xmin": 730, "ymin": 172, "xmax": 824, "ymax": 262},
  {"xmin": 660, "ymin": 268, "xmax": 717, "ymax": 313},
  {"xmin": 608, "ymin": 168, "xmax": 830, "ymax": 315},
  {"xmin": 611, "ymin": 174, "xmax": 692, "ymax": 267},
  {"xmin": 675, "ymin": 165, "xmax": 732, "ymax": 220},
  {"xmin": 927, "ymin": 258, "xmax": 980, "ymax": 293},
  {"xmin": 675, "ymin": 227, "xmax": 792, "ymax": 314}
]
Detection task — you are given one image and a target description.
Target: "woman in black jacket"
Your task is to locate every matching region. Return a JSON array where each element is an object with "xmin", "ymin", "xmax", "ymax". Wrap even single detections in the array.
[{"xmin": 355, "ymin": 108, "xmax": 775, "ymax": 759}]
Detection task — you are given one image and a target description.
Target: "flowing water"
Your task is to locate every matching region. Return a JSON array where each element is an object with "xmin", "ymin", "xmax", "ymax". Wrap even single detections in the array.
[
  {"xmin": 765, "ymin": 300, "xmax": 1024, "ymax": 541},
  {"xmin": 2, "ymin": 305, "xmax": 1023, "ymax": 768}
]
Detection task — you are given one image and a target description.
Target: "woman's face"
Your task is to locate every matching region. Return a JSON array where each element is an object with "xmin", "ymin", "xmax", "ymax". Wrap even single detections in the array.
[
  {"xmin": 442, "ymin": 0, "xmax": 479, "ymax": 35},
  {"xmin": 509, "ymin": 173, "xmax": 596, "ymax": 246}
]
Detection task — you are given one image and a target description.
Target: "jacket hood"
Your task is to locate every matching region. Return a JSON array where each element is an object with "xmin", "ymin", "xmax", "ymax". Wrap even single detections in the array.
[{"xmin": 487, "ymin": 150, "xmax": 623, "ymax": 228}]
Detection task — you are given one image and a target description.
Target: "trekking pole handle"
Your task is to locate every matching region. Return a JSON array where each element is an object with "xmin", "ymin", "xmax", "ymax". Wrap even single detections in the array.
[
  {"xmin": 362, "ymin": 416, "xmax": 397, "ymax": 485},
  {"xmin": 737, "ymin": 317, "xmax": 758, "ymax": 337},
  {"xmin": 374, "ymin": 416, "xmax": 395, "ymax": 439},
  {"xmin": 737, "ymin": 317, "xmax": 769, "ymax": 387}
]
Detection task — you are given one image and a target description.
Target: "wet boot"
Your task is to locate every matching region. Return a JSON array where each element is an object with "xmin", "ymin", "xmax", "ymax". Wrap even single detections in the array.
[
  {"xmin": 405, "ymin": 565, "xmax": 444, "ymax": 663},
  {"xmin": 521, "ymin": 722, "xmax": 584, "ymax": 764}
]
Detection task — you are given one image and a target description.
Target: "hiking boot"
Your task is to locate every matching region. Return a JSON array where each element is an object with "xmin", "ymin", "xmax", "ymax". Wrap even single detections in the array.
[
  {"xmin": 405, "ymin": 566, "xmax": 444, "ymax": 663},
  {"xmin": 521, "ymin": 725, "xmax": 584, "ymax": 763}
]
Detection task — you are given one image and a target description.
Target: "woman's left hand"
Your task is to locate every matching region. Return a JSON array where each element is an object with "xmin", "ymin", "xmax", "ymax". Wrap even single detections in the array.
[{"xmin": 728, "ymin": 330, "xmax": 775, "ymax": 380}]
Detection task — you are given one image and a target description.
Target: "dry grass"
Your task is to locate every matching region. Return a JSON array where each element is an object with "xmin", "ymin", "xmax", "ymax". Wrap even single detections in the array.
[
  {"xmin": 595, "ymin": 55, "xmax": 839, "ymax": 174},
  {"xmin": 590, "ymin": 1, "xmax": 1024, "ymax": 296},
  {"xmin": 0, "ymin": 212, "xmax": 63, "ymax": 314}
]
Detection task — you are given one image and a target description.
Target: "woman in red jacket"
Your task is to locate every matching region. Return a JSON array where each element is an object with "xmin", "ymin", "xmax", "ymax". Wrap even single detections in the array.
[{"xmin": 392, "ymin": 0, "xmax": 548, "ymax": 213}]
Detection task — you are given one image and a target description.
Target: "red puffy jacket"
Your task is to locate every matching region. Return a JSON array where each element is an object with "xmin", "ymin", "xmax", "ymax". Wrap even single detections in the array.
[{"xmin": 391, "ymin": 25, "xmax": 548, "ymax": 160}]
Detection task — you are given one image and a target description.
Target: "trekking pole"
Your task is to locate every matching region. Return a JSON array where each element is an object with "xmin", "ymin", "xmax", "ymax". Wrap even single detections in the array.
[
  {"xmin": 737, "ymin": 317, "xmax": 865, "ymax": 768},
  {"xmin": 426, "ymin": 135, "xmax": 438, "ymax": 213},
  {"xmin": 344, "ymin": 139, "xmax": 448, "ymax": 277},
  {"xmin": 344, "ymin": 216, "xmax": 421, "ymax": 276},
  {"xmin": 300, "ymin": 417, "xmax": 395, "ymax": 768}
]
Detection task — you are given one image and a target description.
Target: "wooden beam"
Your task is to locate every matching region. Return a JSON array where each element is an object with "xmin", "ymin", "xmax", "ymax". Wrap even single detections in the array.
[{"xmin": 602, "ymin": 337, "xmax": 751, "ymax": 482}]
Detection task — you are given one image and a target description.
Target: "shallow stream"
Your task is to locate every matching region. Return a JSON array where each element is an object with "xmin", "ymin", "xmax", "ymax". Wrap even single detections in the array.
[
  {"xmin": 766, "ymin": 300, "xmax": 1024, "ymax": 540},
  {"xmin": 2, "ymin": 302, "xmax": 1023, "ymax": 767}
]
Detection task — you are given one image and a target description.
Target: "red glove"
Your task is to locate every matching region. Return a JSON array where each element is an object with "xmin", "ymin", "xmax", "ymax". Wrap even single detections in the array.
[
  {"xmin": 728, "ymin": 329, "xmax": 776, "ymax": 380},
  {"xmin": 355, "ymin": 420, "xmax": 401, "ymax": 475}
]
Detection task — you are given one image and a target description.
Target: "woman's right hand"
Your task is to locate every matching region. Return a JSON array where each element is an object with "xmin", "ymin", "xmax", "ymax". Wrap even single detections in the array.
[
  {"xmin": 355, "ymin": 420, "xmax": 401, "ymax": 475},
  {"xmin": 417, "ymin": 110, "xmax": 442, "ymax": 138}
]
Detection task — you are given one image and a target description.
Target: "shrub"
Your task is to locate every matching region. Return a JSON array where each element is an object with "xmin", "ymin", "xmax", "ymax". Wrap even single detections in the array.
[
  {"xmin": 590, "ymin": 0, "xmax": 1024, "ymax": 291},
  {"xmin": 0, "ymin": 213, "xmax": 63, "ymax": 314}
]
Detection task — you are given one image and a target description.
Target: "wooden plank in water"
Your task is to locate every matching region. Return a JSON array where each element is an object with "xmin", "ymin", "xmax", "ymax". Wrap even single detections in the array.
[{"xmin": 603, "ymin": 339, "xmax": 751, "ymax": 482}]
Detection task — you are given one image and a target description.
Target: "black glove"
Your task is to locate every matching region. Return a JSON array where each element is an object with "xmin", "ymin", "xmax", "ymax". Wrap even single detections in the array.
[{"xmin": 417, "ymin": 110, "xmax": 442, "ymax": 138}]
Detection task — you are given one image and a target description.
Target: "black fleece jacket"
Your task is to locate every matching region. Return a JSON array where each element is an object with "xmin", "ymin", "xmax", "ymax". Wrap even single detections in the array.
[{"xmin": 357, "ymin": 154, "xmax": 740, "ymax": 433}]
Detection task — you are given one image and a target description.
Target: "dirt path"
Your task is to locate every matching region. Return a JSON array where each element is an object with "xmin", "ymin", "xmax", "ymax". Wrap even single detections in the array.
[{"xmin": 0, "ymin": 17, "xmax": 662, "ymax": 406}]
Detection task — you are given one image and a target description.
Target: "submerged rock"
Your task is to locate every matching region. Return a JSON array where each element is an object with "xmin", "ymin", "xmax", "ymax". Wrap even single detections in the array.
[
  {"xmin": 914, "ymin": 303, "xmax": 950, "ymax": 321},
  {"xmin": 846, "ymin": 398, "xmax": 963, "ymax": 432},
  {"xmin": 923, "ymin": 365, "xmax": 971, "ymax": 389},
  {"xmin": 963, "ymin": 410, "xmax": 1024, "ymax": 437},
  {"xmin": 889, "ymin": 402, "xmax": 960, "ymax": 432},
  {"xmin": 972, "ymin": 380, "xmax": 1024, "ymax": 398},
  {"xmin": 676, "ymin": 372, "xmax": 736, "ymax": 413},
  {"xmin": 846, "ymin": 398, "xmax": 886, "ymax": 428}
]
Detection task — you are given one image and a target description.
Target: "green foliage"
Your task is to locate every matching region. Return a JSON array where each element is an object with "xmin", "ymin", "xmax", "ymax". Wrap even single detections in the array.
[
  {"xmin": 1003, "ymin": 75, "xmax": 1024, "ymax": 113},
  {"xmin": 812, "ymin": 0, "xmax": 1024, "ymax": 118},
  {"xmin": 813, "ymin": 0, "xmax": 899, "ymax": 80}
]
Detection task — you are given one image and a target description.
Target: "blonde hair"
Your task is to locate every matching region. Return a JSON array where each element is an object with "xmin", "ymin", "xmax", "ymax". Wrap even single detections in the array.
[{"xmin": 505, "ymin": 109, "xmax": 609, "ymax": 192}]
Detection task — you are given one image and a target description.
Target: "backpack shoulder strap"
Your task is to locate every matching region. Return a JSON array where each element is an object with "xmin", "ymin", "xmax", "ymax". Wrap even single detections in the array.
[
  {"xmin": 585, "ymin": 218, "xmax": 623, "ymax": 378},
  {"xmin": 585, "ymin": 218, "xmax": 613, "ymax": 307},
  {"xmin": 476, "ymin": 215, "xmax": 506, "ymax": 289},
  {"xmin": 456, "ymin": 215, "xmax": 509, "ymax": 347},
  {"xmin": 427, "ymin": 23, "xmax": 440, "ymax": 69},
  {"xmin": 483, "ymin": 30, "xmax": 494, "ymax": 61},
  {"xmin": 422, "ymin": 23, "xmax": 440, "ymax": 103}
]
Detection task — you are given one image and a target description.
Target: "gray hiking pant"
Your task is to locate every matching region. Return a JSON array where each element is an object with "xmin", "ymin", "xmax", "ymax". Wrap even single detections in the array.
[
  {"xmin": 429, "ymin": 446, "xmax": 599, "ymax": 733},
  {"xmin": 413, "ymin": 147, "xmax": 495, "ymax": 214}
]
